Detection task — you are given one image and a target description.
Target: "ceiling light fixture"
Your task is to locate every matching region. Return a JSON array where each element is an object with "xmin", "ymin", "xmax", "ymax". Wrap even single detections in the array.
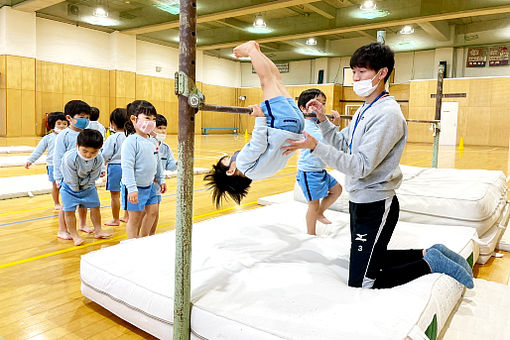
[
  {"xmin": 93, "ymin": 6, "xmax": 108, "ymax": 18},
  {"xmin": 305, "ymin": 37, "xmax": 317, "ymax": 46},
  {"xmin": 400, "ymin": 25, "xmax": 414, "ymax": 34},
  {"xmin": 253, "ymin": 14, "xmax": 266, "ymax": 28},
  {"xmin": 360, "ymin": 0, "xmax": 376, "ymax": 11}
]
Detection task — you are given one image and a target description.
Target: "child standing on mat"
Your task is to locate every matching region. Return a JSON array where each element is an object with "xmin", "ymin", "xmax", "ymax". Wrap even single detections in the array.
[
  {"xmin": 121, "ymin": 100, "xmax": 166, "ymax": 239},
  {"xmin": 283, "ymin": 43, "xmax": 473, "ymax": 289},
  {"xmin": 25, "ymin": 112, "xmax": 68, "ymax": 210},
  {"xmin": 102, "ymin": 108, "xmax": 129, "ymax": 226},
  {"xmin": 204, "ymin": 41, "xmax": 304, "ymax": 207},
  {"xmin": 296, "ymin": 89, "xmax": 342, "ymax": 235},
  {"xmin": 59, "ymin": 129, "xmax": 112, "ymax": 246},
  {"xmin": 53, "ymin": 100, "xmax": 96, "ymax": 240}
]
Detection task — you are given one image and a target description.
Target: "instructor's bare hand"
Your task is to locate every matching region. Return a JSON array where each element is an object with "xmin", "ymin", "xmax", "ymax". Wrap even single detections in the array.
[
  {"xmin": 306, "ymin": 99, "xmax": 326, "ymax": 122},
  {"xmin": 331, "ymin": 110, "xmax": 341, "ymax": 126},
  {"xmin": 249, "ymin": 105, "xmax": 264, "ymax": 117},
  {"xmin": 282, "ymin": 131, "xmax": 318, "ymax": 155}
]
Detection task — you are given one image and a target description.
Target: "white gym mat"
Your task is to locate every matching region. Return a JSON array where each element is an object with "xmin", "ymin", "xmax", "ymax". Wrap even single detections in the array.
[
  {"xmin": 440, "ymin": 279, "xmax": 510, "ymax": 340},
  {"xmin": 0, "ymin": 155, "xmax": 47, "ymax": 167},
  {"xmin": 81, "ymin": 202, "xmax": 476, "ymax": 340},
  {"xmin": 0, "ymin": 168, "xmax": 209, "ymax": 199},
  {"xmin": 264, "ymin": 165, "xmax": 509, "ymax": 264},
  {"xmin": 0, "ymin": 145, "xmax": 35, "ymax": 154}
]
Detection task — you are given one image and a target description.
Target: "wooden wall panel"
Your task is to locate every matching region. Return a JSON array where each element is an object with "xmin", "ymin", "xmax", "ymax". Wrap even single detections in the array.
[
  {"xmin": 0, "ymin": 56, "xmax": 6, "ymax": 137},
  {"xmin": 6, "ymin": 56, "xmax": 22, "ymax": 90},
  {"xmin": 63, "ymin": 65, "xmax": 82, "ymax": 96},
  {"xmin": 21, "ymin": 58, "xmax": 35, "ymax": 91},
  {"xmin": 0, "ymin": 55, "xmax": 6, "ymax": 90},
  {"xmin": 490, "ymin": 78, "xmax": 510, "ymax": 107},
  {"xmin": 21, "ymin": 90, "xmax": 36, "ymax": 136},
  {"xmin": 200, "ymin": 84, "xmax": 237, "ymax": 134},
  {"xmin": 6, "ymin": 89, "xmax": 22, "ymax": 136}
]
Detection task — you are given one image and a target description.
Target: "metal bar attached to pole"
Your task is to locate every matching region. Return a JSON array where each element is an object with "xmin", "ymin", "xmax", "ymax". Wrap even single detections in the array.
[
  {"xmin": 174, "ymin": 0, "xmax": 196, "ymax": 338},
  {"xmin": 201, "ymin": 104, "xmax": 253, "ymax": 114},
  {"xmin": 432, "ymin": 64, "xmax": 444, "ymax": 168}
]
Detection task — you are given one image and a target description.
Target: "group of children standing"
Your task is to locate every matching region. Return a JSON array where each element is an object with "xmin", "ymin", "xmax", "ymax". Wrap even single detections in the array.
[{"xmin": 27, "ymin": 100, "xmax": 176, "ymax": 246}]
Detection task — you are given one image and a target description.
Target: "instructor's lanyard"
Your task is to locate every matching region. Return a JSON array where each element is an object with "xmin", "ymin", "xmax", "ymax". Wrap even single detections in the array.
[{"xmin": 349, "ymin": 91, "xmax": 389, "ymax": 153}]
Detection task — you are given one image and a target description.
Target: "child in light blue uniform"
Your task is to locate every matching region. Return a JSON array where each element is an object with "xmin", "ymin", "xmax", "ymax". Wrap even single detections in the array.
[
  {"xmin": 87, "ymin": 107, "xmax": 106, "ymax": 141},
  {"xmin": 60, "ymin": 129, "xmax": 112, "ymax": 246},
  {"xmin": 296, "ymin": 89, "xmax": 342, "ymax": 235},
  {"xmin": 204, "ymin": 41, "xmax": 304, "ymax": 207},
  {"xmin": 25, "ymin": 112, "xmax": 68, "ymax": 210},
  {"xmin": 102, "ymin": 108, "xmax": 129, "ymax": 226},
  {"xmin": 143, "ymin": 114, "xmax": 177, "ymax": 236},
  {"xmin": 121, "ymin": 100, "xmax": 166, "ymax": 239},
  {"xmin": 53, "ymin": 100, "xmax": 94, "ymax": 240}
]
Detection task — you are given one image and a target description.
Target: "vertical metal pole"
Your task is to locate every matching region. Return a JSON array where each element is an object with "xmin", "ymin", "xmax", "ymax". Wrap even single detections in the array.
[
  {"xmin": 174, "ymin": 0, "xmax": 196, "ymax": 339},
  {"xmin": 432, "ymin": 64, "xmax": 444, "ymax": 168}
]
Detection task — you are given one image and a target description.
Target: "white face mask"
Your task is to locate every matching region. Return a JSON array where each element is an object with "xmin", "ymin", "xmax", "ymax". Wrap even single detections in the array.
[
  {"xmin": 155, "ymin": 133, "xmax": 166, "ymax": 142},
  {"xmin": 77, "ymin": 147, "xmax": 96, "ymax": 161},
  {"xmin": 353, "ymin": 71, "xmax": 381, "ymax": 97},
  {"xmin": 53, "ymin": 127, "xmax": 62, "ymax": 133}
]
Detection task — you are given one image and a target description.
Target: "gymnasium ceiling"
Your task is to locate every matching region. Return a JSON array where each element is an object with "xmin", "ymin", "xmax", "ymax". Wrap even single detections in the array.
[{"xmin": 5, "ymin": 0, "xmax": 510, "ymax": 61}]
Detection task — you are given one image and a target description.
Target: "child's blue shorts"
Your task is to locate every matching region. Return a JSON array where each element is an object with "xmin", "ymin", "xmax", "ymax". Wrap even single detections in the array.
[
  {"xmin": 153, "ymin": 182, "xmax": 164, "ymax": 203},
  {"xmin": 60, "ymin": 182, "xmax": 100, "ymax": 212},
  {"xmin": 46, "ymin": 165, "xmax": 54, "ymax": 182},
  {"xmin": 296, "ymin": 170, "xmax": 338, "ymax": 202},
  {"xmin": 121, "ymin": 183, "xmax": 159, "ymax": 211},
  {"xmin": 106, "ymin": 163, "xmax": 122, "ymax": 192},
  {"xmin": 261, "ymin": 96, "xmax": 304, "ymax": 134}
]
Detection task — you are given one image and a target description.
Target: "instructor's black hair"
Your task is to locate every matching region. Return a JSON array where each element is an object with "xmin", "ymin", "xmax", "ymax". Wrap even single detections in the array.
[{"xmin": 350, "ymin": 43, "xmax": 395, "ymax": 83}]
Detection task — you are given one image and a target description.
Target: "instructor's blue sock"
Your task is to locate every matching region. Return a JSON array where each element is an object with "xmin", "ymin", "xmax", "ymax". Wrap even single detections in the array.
[
  {"xmin": 429, "ymin": 244, "xmax": 473, "ymax": 278},
  {"xmin": 424, "ymin": 248, "xmax": 474, "ymax": 289}
]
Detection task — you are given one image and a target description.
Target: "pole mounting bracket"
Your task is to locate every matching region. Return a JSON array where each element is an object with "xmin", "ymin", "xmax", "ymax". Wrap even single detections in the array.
[{"xmin": 174, "ymin": 71, "xmax": 204, "ymax": 111}]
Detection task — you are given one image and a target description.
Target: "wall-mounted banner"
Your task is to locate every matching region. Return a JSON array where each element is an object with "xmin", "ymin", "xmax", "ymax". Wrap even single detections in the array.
[
  {"xmin": 466, "ymin": 47, "xmax": 487, "ymax": 67},
  {"xmin": 488, "ymin": 46, "xmax": 509, "ymax": 67},
  {"xmin": 252, "ymin": 62, "xmax": 289, "ymax": 73}
]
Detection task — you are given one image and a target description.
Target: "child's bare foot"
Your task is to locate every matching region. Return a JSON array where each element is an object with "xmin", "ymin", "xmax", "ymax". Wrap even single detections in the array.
[
  {"xmin": 318, "ymin": 215, "xmax": 332, "ymax": 224},
  {"xmin": 233, "ymin": 41, "xmax": 259, "ymax": 58},
  {"xmin": 120, "ymin": 216, "xmax": 129, "ymax": 223},
  {"xmin": 79, "ymin": 225, "xmax": 94, "ymax": 233},
  {"xmin": 54, "ymin": 204, "xmax": 61, "ymax": 211},
  {"xmin": 104, "ymin": 219, "xmax": 120, "ymax": 226},
  {"xmin": 72, "ymin": 236, "xmax": 84, "ymax": 246},
  {"xmin": 57, "ymin": 231, "xmax": 73, "ymax": 240},
  {"xmin": 94, "ymin": 230, "xmax": 113, "ymax": 239}
]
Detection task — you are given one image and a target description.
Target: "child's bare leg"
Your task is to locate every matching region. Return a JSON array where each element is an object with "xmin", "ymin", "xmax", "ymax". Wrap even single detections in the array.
[
  {"xmin": 90, "ymin": 207, "xmax": 112, "ymax": 239},
  {"xmin": 318, "ymin": 183, "xmax": 342, "ymax": 224},
  {"xmin": 105, "ymin": 191, "xmax": 121, "ymax": 226},
  {"xmin": 51, "ymin": 182, "xmax": 61, "ymax": 210},
  {"xmin": 120, "ymin": 210, "xmax": 129, "ymax": 223},
  {"xmin": 64, "ymin": 211, "xmax": 83, "ymax": 246},
  {"xmin": 140, "ymin": 204, "xmax": 159, "ymax": 237},
  {"xmin": 306, "ymin": 200, "xmax": 320, "ymax": 235},
  {"xmin": 126, "ymin": 211, "xmax": 143, "ymax": 239},
  {"xmin": 57, "ymin": 209, "xmax": 72, "ymax": 240},
  {"xmin": 234, "ymin": 41, "xmax": 291, "ymax": 100},
  {"xmin": 78, "ymin": 207, "xmax": 93, "ymax": 233},
  {"xmin": 149, "ymin": 205, "xmax": 160, "ymax": 236}
]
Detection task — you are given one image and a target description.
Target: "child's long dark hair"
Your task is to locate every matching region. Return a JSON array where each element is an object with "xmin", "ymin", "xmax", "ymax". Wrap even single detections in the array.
[
  {"xmin": 110, "ymin": 108, "xmax": 128, "ymax": 131},
  {"xmin": 203, "ymin": 157, "xmax": 252, "ymax": 208},
  {"xmin": 124, "ymin": 100, "xmax": 157, "ymax": 136}
]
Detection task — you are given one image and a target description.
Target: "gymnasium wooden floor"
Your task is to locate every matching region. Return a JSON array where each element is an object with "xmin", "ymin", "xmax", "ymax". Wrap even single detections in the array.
[{"xmin": 0, "ymin": 135, "xmax": 509, "ymax": 339}]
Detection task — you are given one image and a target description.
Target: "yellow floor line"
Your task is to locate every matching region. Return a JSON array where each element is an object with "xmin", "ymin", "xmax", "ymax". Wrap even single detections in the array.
[{"xmin": 0, "ymin": 201, "xmax": 258, "ymax": 269}]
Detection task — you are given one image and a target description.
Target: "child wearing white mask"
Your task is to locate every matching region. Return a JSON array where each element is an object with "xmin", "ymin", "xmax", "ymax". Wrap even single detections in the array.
[
  {"xmin": 25, "ymin": 112, "xmax": 68, "ymax": 210},
  {"xmin": 60, "ymin": 129, "xmax": 112, "ymax": 246},
  {"xmin": 121, "ymin": 100, "xmax": 166, "ymax": 239},
  {"xmin": 283, "ymin": 43, "xmax": 473, "ymax": 290}
]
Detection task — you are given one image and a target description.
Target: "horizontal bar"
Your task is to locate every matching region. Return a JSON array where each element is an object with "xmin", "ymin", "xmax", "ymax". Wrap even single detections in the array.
[
  {"xmin": 406, "ymin": 119, "xmax": 440, "ymax": 124},
  {"xmin": 201, "ymin": 104, "xmax": 253, "ymax": 114}
]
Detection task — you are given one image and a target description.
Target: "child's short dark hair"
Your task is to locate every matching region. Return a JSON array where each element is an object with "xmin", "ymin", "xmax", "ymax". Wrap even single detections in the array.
[
  {"xmin": 125, "ymin": 100, "xmax": 157, "ymax": 135},
  {"xmin": 65, "ymin": 100, "xmax": 91, "ymax": 118},
  {"xmin": 109, "ymin": 108, "xmax": 129, "ymax": 130},
  {"xmin": 204, "ymin": 157, "xmax": 252, "ymax": 208},
  {"xmin": 350, "ymin": 43, "xmax": 395, "ymax": 83},
  {"xmin": 156, "ymin": 114, "xmax": 167, "ymax": 127},
  {"xmin": 297, "ymin": 89, "xmax": 326, "ymax": 111},
  {"xmin": 47, "ymin": 112, "xmax": 66, "ymax": 130},
  {"xmin": 77, "ymin": 129, "xmax": 103, "ymax": 149},
  {"xmin": 90, "ymin": 107, "xmax": 100, "ymax": 121}
]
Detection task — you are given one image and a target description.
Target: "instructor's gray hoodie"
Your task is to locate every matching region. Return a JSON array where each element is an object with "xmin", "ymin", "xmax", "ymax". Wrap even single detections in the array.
[{"xmin": 311, "ymin": 95, "xmax": 407, "ymax": 203}]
